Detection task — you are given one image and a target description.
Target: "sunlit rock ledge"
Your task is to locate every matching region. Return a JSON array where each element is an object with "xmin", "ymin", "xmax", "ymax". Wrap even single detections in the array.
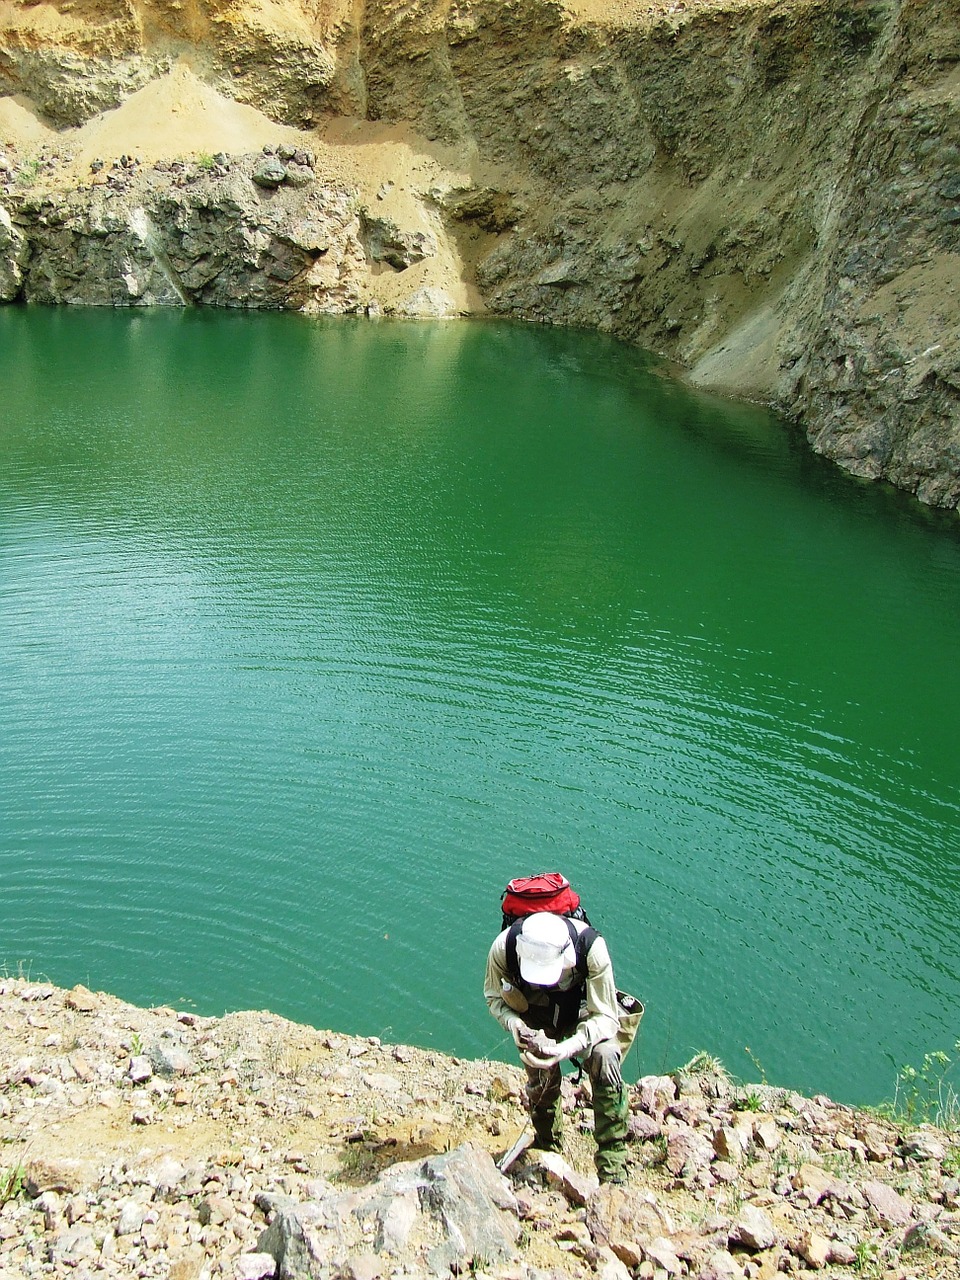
[{"xmin": 0, "ymin": 977, "xmax": 957, "ymax": 1279}]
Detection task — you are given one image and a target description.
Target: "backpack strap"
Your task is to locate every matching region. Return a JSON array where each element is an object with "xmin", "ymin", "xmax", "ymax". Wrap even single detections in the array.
[
  {"xmin": 505, "ymin": 919, "xmax": 523, "ymax": 984},
  {"xmin": 569, "ymin": 920, "xmax": 598, "ymax": 982}
]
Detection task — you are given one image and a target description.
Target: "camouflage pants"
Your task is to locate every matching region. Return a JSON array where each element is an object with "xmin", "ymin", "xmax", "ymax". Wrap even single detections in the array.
[{"xmin": 524, "ymin": 1039, "xmax": 629, "ymax": 1182}]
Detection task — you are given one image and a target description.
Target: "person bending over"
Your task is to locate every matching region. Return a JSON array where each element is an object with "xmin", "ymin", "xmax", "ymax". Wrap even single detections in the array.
[{"xmin": 484, "ymin": 910, "xmax": 628, "ymax": 1184}]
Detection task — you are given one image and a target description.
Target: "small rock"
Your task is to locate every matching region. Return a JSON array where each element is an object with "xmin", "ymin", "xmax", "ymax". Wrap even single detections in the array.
[
  {"xmin": 127, "ymin": 1055, "xmax": 153, "ymax": 1083},
  {"xmin": 198, "ymin": 1194, "xmax": 235, "ymax": 1225},
  {"xmin": 148, "ymin": 1032, "xmax": 196, "ymax": 1077},
  {"xmin": 536, "ymin": 258, "xmax": 581, "ymax": 286},
  {"xmin": 149, "ymin": 1157, "xmax": 186, "ymax": 1196},
  {"xmin": 34, "ymin": 1190, "xmax": 61, "ymax": 1230},
  {"xmin": 900, "ymin": 1130, "xmax": 947, "ymax": 1161},
  {"xmin": 68, "ymin": 1052, "xmax": 93, "ymax": 1081},
  {"xmin": 863, "ymin": 1178, "xmax": 914, "ymax": 1225},
  {"xmin": 361, "ymin": 1072, "xmax": 402, "ymax": 1093},
  {"xmin": 827, "ymin": 1241, "xmax": 857, "ymax": 1265},
  {"xmin": 666, "ymin": 1127, "xmax": 715, "ymax": 1176},
  {"xmin": 64, "ymin": 1196, "xmax": 86, "ymax": 1226},
  {"xmin": 730, "ymin": 1204, "xmax": 777, "ymax": 1251},
  {"xmin": 65, "ymin": 985, "xmax": 98, "ymax": 1012},
  {"xmin": 596, "ymin": 1245, "xmax": 633, "ymax": 1280},
  {"xmin": 713, "ymin": 1125, "xmax": 746, "ymax": 1163},
  {"xmin": 697, "ymin": 1250, "xmax": 746, "ymax": 1279},
  {"xmin": 644, "ymin": 1236, "xmax": 683, "ymax": 1274},
  {"xmin": 628, "ymin": 1111, "xmax": 661, "ymax": 1141},
  {"xmin": 637, "ymin": 1075, "xmax": 677, "ymax": 1116},
  {"xmin": 342, "ymin": 1253, "xmax": 386, "ymax": 1280},
  {"xmin": 254, "ymin": 1191, "xmax": 298, "ymax": 1219},
  {"xmin": 791, "ymin": 1162, "xmax": 847, "ymax": 1205},
  {"xmin": 396, "ymin": 286, "xmax": 456, "ymax": 317},
  {"xmin": 529, "ymin": 1150, "xmax": 598, "ymax": 1205},
  {"xmin": 284, "ymin": 163, "xmax": 314, "ymax": 188},
  {"xmin": 116, "ymin": 1201, "xmax": 146, "ymax": 1236},
  {"xmin": 253, "ymin": 158, "xmax": 287, "ymax": 188},
  {"xmin": 796, "ymin": 1231, "xmax": 831, "ymax": 1268},
  {"xmin": 234, "ymin": 1255, "xmax": 277, "ymax": 1280},
  {"xmin": 753, "ymin": 1118, "xmax": 781, "ymax": 1151}
]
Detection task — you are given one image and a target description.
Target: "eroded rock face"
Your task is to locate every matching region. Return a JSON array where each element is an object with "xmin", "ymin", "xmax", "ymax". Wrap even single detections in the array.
[
  {"xmin": 1, "ymin": 0, "xmax": 959, "ymax": 507},
  {"xmin": 0, "ymin": 204, "xmax": 26, "ymax": 299},
  {"xmin": 6, "ymin": 161, "xmax": 367, "ymax": 312},
  {"xmin": 0, "ymin": 0, "xmax": 346, "ymax": 128},
  {"xmin": 357, "ymin": 0, "xmax": 960, "ymax": 509}
]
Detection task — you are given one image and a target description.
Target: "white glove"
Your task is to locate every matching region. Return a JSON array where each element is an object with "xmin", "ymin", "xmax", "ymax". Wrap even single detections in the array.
[
  {"xmin": 520, "ymin": 1033, "xmax": 586, "ymax": 1070},
  {"xmin": 510, "ymin": 1019, "xmax": 536, "ymax": 1050}
]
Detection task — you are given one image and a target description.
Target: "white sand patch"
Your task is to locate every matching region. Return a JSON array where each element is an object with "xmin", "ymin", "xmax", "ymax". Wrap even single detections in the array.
[
  {"xmin": 0, "ymin": 95, "xmax": 57, "ymax": 150},
  {"xmin": 66, "ymin": 63, "xmax": 305, "ymax": 169}
]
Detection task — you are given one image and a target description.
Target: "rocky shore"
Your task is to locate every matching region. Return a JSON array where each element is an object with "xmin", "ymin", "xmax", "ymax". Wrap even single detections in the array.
[{"xmin": 1, "ymin": 978, "xmax": 958, "ymax": 1280}]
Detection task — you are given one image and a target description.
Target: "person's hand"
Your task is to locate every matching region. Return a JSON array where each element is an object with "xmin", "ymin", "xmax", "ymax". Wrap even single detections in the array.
[
  {"xmin": 510, "ymin": 1020, "xmax": 536, "ymax": 1049},
  {"xmin": 520, "ymin": 1034, "xmax": 584, "ymax": 1070}
]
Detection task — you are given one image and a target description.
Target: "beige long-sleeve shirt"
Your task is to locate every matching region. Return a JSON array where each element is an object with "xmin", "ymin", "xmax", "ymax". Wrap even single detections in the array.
[{"xmin": 484, "ymin": 919, "xmax": 620, "ymax": 1051}]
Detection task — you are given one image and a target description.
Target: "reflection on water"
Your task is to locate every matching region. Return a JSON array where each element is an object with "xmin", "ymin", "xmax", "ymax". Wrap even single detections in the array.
[{"xmin": 1, "ymin": 308, "xmax": 959, "ymax": 1104}]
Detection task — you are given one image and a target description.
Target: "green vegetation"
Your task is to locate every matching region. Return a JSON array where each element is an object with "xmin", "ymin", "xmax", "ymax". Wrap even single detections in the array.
[
  {"xmin": 14, "ymin": 157, "xmax": 41, "ymax": 187},
  {"xmin": 735, "ymin": 1089, "xmax": 763, "ymax": 1112},
  {"xmin": 886, "ymin": 1041, "xmax": 960, "ymax": 1129},
  {"xmin": 853, "ymin": 1237, "xmax": 880, "ymax": 1273},
  {"xmin": 743, "ymin": 1045, "xmax": 769, "ymax": 1086},
  {"xmin": 0, "ymin": 1164, "xmax": 25, "ymax": 1206},
  {"xmin": 679, "ymin": 1050, "xmax": 726, "ymax": 1076}
]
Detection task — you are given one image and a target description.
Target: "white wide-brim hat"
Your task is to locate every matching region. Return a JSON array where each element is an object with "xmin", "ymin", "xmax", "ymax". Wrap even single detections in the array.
[{"xmin": 515, "ymin": 913, "xmax": 576, "ymax": 985}]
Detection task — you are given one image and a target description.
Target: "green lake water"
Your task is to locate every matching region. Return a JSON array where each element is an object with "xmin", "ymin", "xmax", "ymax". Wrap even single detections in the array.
[{"xmin": 1, "ymin": 306, "xmax": 959, "ymax": 1106}]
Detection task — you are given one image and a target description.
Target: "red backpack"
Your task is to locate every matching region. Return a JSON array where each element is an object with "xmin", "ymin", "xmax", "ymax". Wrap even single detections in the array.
[{"xmin": 500, "ymin": 872, "xmax": 591, "ymax": 931}]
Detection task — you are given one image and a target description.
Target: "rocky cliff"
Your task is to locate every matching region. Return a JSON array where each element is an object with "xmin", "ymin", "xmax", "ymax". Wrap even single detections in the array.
[
  {"xmin": 1, "ymin": 0, "xmax": 959, "ymax": 508},
  {"xmin": 2, "ymin": 978, "xmax": 959, "ymax": 1280}
]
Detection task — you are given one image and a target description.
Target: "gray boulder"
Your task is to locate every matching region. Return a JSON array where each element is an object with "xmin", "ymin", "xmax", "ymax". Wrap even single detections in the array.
[
  {"xmin": 257, "ymin": 1143, "xmax": 519, "ymax": 1278},
  {"xmin": 147, "ymin": 1030, "xmax": 196, "ymax": 1077},
  {"xmin": 360, "ymin": 214, "xmax": 436, "ymax": 270},
  {"xmin": 253, "ymin": 158, "xmax": 288, "ymax": 189}
]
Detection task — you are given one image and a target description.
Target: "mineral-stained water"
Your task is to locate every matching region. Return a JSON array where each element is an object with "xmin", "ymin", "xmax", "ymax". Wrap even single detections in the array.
[{"xmin": 1, "ymin": 307, "xmax": 958, "ymax": 1105}]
